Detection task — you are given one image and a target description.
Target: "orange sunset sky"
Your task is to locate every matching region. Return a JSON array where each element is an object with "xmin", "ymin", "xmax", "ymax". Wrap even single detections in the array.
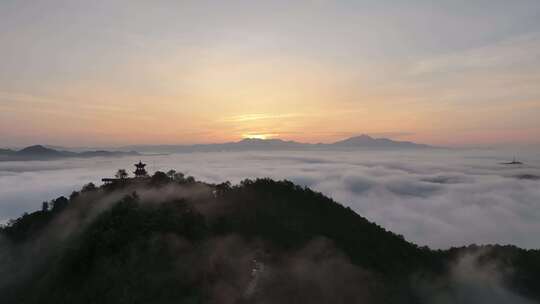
[{"xmin": 1, "ymin": 1, "xmax": 539, "ymax": 147}]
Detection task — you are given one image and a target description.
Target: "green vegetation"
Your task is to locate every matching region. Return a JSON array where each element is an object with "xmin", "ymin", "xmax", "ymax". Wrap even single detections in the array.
[{"xmin": 1, "ymin": 172, "xmax": 539, "ymax": 303}]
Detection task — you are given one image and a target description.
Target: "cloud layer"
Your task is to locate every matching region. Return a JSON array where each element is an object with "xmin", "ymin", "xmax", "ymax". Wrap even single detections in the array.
[{"xmin": 1, "ymin": 148, "xmax": 539, "ymax": 249}]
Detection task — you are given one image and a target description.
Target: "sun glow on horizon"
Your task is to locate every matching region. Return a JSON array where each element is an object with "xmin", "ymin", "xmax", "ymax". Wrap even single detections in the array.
[
  {"xmin": 241, "ymin": 133, "xmax": 279, "ymax": 140},
  {"xmin": 0, "ymin": 2, "xmax": 539, "ymax": 147}
]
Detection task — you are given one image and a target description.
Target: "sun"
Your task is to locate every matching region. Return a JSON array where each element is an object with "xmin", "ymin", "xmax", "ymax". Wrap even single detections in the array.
[
  {"xmin": 241, "ymin": 133, "xmax": 279, "ymax": 140},
  {"xmin": 242, "ymin": 134, "xmax": 268, "ymax": 140}
]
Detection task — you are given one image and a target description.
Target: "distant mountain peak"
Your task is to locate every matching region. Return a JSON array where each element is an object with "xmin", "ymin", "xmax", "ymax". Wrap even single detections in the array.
[
  {"xmin": 356, "ymin": 134, "xmax": 373, "ymax": 139},
  {"xmin": 336, "ymin": 134, "xmax": 374, "ymax": 142},
  {"xmin": 18, "ymin": 145, "xmax": 62, "ymax": 154},
  {"xmin": 21, "ymin": 144, "xmax": 47, "ymax": 150},
  {"xmin": 333, "ymin": 135, "xmax": 431, "ymax": 149},
  {"xmin": 0, "ymin": 145, "xmax": 138, "ymax": 161}
]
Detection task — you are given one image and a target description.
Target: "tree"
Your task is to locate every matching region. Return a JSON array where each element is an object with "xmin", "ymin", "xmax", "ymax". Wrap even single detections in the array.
[
  {"xmin": 173, "ymin": 172, "xmax": 185, "ymax": 182},
  {"xmin": 42, "ymin": 201, "xmax": 49, "ymax": 212},
  {"xmin": 166, "ymin": 169, "xmax": 176, "ymax": 179},
  {"xmin": 115, "ymin": 169, "xmax": 129, "ymax": 179},
  {"xmin": 82, "ymin": 183, "xmax": 97, "ymax": 193},
  {"xmin": 151, "ymin": 171, "xmax": 170, "ymax": 185},
  {"xmin": 51, "ymin": 196, "xmax": 68, "ymax": 212},
  {"xmin": 214, "ymin": 181, "xmax": 231, "ymax": 197},
  {"xmin": 69, "ymin": 191, "xmax": 80, "ymax": 201}
]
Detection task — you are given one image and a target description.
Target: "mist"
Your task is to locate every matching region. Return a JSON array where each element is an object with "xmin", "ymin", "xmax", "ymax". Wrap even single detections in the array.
[
  {"xmin": 415, "ymin": 248, "xmax": 537, "ymax": 304},
  {"xmin": 1, "ymin": 148, "xmax": 539, "ymax": 249}
]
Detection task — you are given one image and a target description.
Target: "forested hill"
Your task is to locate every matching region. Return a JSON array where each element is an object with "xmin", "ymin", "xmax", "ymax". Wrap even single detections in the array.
[{"xmin": 1, "ymin": 173, "xmax": 539, "ymax": 303}]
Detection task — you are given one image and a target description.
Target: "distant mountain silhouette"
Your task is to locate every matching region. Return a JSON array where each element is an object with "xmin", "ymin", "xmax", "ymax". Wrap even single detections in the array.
[
  {"xmin": 1, "ymin": 136, "xmax": 434, "ymax": 158},
  {"xmin": 333, "ymin": 135, "xmax": 431, "ymax": 149},
  {"xmin": 0, "ymin": 145, "xmax": 138, "ymax": 161},
  {"xmin": 0, "ymin": 148, "xmax": 15, "ymax": 155},
  {"xmin": 121, "ymin": 135, "xmax": 434, "ymax": 153},
  {"xmin": 16, "ymin": 145, "xmax": 66, "ymax": 157}
]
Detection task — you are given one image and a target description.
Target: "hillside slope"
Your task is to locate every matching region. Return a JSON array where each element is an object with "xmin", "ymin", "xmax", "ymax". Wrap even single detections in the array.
[{"xmin": 0, "ymin": 174, "xmax": 538, "ymax": 303}]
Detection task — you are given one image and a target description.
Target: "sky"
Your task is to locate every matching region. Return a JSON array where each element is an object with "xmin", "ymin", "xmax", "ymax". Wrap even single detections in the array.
[{"xmin": 1, "ymin": 0, "xmax": 540, "ymax": 147}]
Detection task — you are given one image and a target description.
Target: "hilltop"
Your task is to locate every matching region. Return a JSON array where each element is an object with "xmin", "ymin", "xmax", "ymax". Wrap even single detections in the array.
[{"xmin": 0, "ymin": 173, "xmax": 538, "ymax": 303}]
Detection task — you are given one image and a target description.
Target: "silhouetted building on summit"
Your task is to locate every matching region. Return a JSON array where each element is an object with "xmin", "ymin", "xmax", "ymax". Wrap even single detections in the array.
[
  {"xmin": 134, "ymin": 161, "xmax": 148, "ymax": 177},
  {"xmin": 102, "ymin": 161, "xmax": 149, "ymax": 184}
]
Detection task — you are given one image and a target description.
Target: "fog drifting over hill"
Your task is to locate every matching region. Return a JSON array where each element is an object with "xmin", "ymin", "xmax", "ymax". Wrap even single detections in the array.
[{"xmin": 1, "ymin": 148, "xmax": 539, "ymax": 249}]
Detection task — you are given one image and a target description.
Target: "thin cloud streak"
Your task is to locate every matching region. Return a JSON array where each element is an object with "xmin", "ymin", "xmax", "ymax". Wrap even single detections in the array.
[{"xmin": 410, "ymin": 32, "xmax": 540, "ymax": 75}]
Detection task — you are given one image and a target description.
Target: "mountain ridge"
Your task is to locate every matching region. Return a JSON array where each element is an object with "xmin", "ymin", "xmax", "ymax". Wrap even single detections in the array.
[
  {"xmin": 2, "ymin": 135, "xmax": 435, "ymax": 157},
  {"xmin": 0, "ymin": 145, "xmax": 138, "ymax": 161},
  {"xmin": 120, "ymin": 134, "xmax": 436, "ymax": 153}
]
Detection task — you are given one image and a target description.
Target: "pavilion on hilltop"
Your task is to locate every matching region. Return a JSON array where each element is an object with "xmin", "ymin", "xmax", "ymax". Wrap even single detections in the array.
[
  {"xmin": 102, "ymin": 161, "xmax": 149, "ymax": 184},
  {"xmin": 134, "ymin": 161, "xmax": 148, "ymax": 178}
]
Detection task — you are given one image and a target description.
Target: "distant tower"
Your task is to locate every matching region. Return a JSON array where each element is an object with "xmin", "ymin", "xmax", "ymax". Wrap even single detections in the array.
[{"xmin": 134, "ymin": 161, "xmax": 148, "ymax": 178}]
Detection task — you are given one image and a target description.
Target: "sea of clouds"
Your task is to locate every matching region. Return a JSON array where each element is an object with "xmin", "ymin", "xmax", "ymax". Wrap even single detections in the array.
[{"xmin": 1, "ymin": 148, "xmax": 539, "ymax": 249}]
